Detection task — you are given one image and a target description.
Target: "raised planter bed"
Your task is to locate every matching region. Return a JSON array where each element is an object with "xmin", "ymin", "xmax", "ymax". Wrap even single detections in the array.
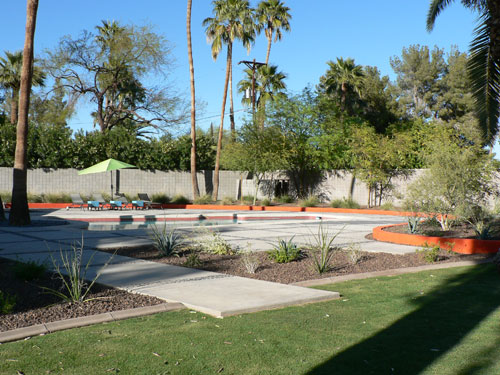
[{"xmin": 373, "ymin": 223, "xmax": 500, "ymax": 254}]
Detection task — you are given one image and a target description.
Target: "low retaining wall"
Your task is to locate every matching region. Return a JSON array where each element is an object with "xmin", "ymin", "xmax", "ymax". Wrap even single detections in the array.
[{"xmin": 373, "ymin": 223, "xmax": 500, "ymax": 254}]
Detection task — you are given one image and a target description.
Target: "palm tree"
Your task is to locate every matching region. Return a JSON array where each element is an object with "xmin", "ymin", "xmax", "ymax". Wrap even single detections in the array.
[
  {"xmin": 238, "ymin": 64, "xmax": 287, "ymax": 126},
  {"xmin": 256, "ymin": 0, "xmax": 292, "ymax": 65},
  {"xmin": 0, "ymin": 50, "xmax": 45, "ymax": 125},
  {"xmin": 203, "ymin": 0, "xmax": 254, "ymax": 200},
  {"xmin": 427, "ymin": 0, "xmax": 500, "ymax": 146},
  {"xmin": 10, "ymin": 0, "xmax": 39, "ymax": 226},
  {"xmin": 323, "ymin": 57, "xmax": 365, "ymax": 115},
  {"xmin": 187, "ymin": 0, "xmax": 200, "ymax": 199}
]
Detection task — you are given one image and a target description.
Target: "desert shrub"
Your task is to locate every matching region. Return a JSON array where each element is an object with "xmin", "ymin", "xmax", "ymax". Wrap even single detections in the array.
[
  {"xmin": 0, "ymin": 192, "xmax": 12, "ymax": 203},
  {"xmin": 309, "ymin": 223, "xmax": 343, "ymax": 273},
  {"xmin": 0, "ymin": 290, "xmax": 16, "ymax": 314},
  {"xmin": 416, "ymin": 244, "xmax": 440, "ymax": 263},
  {"xmin": 171, "ymin": 194, "xmax": 191, "ymax": 204},
  {"xmin": 300, "ymin": 195, "xmax": 319, "ymax": 207},
  {"xmin": 380, "ymin": 202, "xmax": 395, "ymax": 210},
  {"xmin": 221, "ymin": 196, "xmax": 235, "ymax": 205},
  {"xmin": 150, "ymin": 225, "xmax": 184, "ymax": 257},
  {"xmin": 275, "ymin": 195, "xmax": 294, "ymax": 204},
  {"xmin": 27, "ymin": 193, "xmax": 43, "ymax": 203},
  {"xmin": 197, "ymin": 230, "xmax": 234, "ymax": 255},
  {"xmin": 152, "ymin": 193, "xmax": 171, "ymax": 204},
  {"xmin": 13, "ymin": 260, "xmax": 47, "ymax": 281},
  {"xmin": 345, "ymin": 243, "xmax": 363, "ymax": 265},
  {"xmin": 193, "ymin": 194, "xmax": 213, "ymax": 205},
  {"xmin": 184, "ymin": 252, "xmax": 202, "ymax": 267},
  {"xmin": 242, "ymin": 195, "xmax": 255, "ymax": 205},
  {"xmin": 42, "ymin": 193, "xmax": 71, "ymax": 203},
  {"xmin": 261, "ymin": 198, "xmax": 271, "ymax": 206},
  {"xmin": 330, "ymin": 198, "xmax": 360, "ymax": 209},
  {"xmin": 241, "ymin": 251, "xmax": 260, "ymax": 274},
  {"xmin": 268, "ymin": 237, "xmax": 301, "ymax": 263}
]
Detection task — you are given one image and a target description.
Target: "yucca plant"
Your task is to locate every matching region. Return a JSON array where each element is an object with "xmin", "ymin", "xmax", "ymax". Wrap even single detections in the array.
[
  {"xmin": 42, "ymin": 237, "xmax": 114, "ymax": 303},
  {"xmin": 407, "ymin": 216, "xmax": 421, "ymax": 234},
  {"xmin": 309, "ymin": 223, "xmax": 343, "ymax": 273},
  {"xmin": 150, "ymin": 225, "xmax": 184, "ymax": 257}
]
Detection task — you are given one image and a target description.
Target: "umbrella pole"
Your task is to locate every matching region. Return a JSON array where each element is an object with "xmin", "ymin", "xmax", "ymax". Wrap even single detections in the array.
[{"xmin": 110, "ymin": 170, "xmax": 113, "ymax": 200}]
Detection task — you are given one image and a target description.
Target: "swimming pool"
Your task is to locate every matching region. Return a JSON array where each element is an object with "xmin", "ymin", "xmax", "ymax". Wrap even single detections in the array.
[{"xmin": 84, "ymin": 214, "xmax": 323, "ymax": 231}]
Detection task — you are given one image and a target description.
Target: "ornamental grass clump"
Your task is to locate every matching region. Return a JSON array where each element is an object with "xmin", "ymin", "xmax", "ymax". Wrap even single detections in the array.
[
  {"xmin": 309, "ymin": 223, "xmax": 343, "ymax": 273},
  {"xmin": 42, "ymin": 237, "xmax": 114, "ymax": 303},
  {"xmin": 268, "ymin": 237, "xmax": 301, "ymax": 263}
]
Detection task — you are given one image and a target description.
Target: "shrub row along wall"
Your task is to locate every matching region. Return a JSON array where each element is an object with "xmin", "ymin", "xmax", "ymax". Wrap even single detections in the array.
[{"xmin": 0, "ymin": 168, "xmax": 433, "ymax": 205}]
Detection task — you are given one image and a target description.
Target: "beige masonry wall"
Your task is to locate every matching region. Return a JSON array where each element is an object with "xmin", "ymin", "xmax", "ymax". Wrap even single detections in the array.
[
  {"xmin": 0, "ymin": 167, "xmax": 429, "ymax": 205},
  {"xmin": 0, "ymin": 168, "xmax": 246, "ymax": 200}
]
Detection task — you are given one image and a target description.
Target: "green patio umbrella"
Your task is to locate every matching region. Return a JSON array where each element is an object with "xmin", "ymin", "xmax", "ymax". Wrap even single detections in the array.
[{"xmin": 78, "ymin": 158, "xmax": 136, "ymax": 200}]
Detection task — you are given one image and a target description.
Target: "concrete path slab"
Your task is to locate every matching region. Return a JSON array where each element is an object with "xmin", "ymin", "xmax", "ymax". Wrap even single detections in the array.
[{"xmin": 0, "ymin": 208, "xmax": 418, "ymax": 318}]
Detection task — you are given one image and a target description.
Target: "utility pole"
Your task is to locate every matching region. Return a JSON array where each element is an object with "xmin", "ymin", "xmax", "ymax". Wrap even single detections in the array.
[{"xmin": 238, "ymin": 59, "xmax": 266, "ymax": 115}]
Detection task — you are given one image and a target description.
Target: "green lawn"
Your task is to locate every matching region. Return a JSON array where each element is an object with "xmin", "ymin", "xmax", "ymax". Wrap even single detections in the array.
[{"xmin": 2, "ymin": 265, "xmax": 500, "ymax": 375}]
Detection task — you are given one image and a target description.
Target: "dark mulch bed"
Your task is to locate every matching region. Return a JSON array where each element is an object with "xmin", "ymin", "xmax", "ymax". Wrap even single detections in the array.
[
  {"xmin": 0, "ymin": 258, "xmax": 164, "ymax": 332},
  {"xmin": 101, "ymin": 246, "xmax": 493, "ymax": 285}
]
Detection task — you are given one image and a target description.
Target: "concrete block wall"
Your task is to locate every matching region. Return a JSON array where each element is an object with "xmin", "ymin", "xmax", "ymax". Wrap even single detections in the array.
[{"xmin": 0, "ymin": 167, "xmax": 245, "ymax": 200}]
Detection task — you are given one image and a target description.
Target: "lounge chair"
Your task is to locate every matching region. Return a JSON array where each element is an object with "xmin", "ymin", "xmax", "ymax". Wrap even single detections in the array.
[
  {"xmin": 67, "ymin": 193, "xmax": 86, "ymax": 210},
  {"xmin": 136, "ymin": 193, "xmax": 162, "ymax": 209},
  {"xmin": 89, "ymin": 193, "xmax": 108, "ymax": 210},
  {"xmin": 110, "ymin": 196, "xmax": 131, "ymax": 210}
]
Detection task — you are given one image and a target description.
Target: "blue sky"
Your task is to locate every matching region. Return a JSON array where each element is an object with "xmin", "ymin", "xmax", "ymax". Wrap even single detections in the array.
[{"xmin": 1, "ymin": 1, "xmax": 484, "ymax": 142}]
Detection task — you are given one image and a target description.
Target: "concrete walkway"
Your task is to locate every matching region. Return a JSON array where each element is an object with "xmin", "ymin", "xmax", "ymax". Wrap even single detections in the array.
[{"xmin": 6, "ymin": 209, "xmax": 418, "ymax": 317}]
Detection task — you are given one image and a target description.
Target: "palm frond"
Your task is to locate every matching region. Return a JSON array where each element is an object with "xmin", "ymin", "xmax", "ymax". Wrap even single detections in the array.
[
  {"xmin": 468, "ymin": 12, "xmax": 500, "ymax": 146},
  {"xmin": 427, "ymin": 0, "xmax": 455, "ymax": 31}
]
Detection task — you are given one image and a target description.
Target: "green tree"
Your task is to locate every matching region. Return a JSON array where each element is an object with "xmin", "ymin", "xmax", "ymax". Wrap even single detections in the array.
[
  {"xmin": 265, "ymin": 89, "xmax": 325, "ymax": 198},
  {"xmin": 427, "ymin": 0, "xmax": 500, "ymax": 145},
  {"xmin": 256, "ymin": 0, "xmax": 292, "ymax": 64},
  {"xmin": 10, "ymin": 0, "xmax": 39, "ymax": 226},
  {"xmin": 321, "ymin": 57, "xmax": 365, "ymax": 116},
  {"xmin": 0, "ymin": 50, "xmax": 45, "ymax": 125},
  {"xmin": 390, "ymin": 45, "xmax": 446, "ymax": 120},
  {"xmin": 405, "ymin": 126, "xmax": 497, "ymax": 230},
  {"xmin": 221, "ymin": 121, "xmax": 285, "ymax": 204},
  {"xmin": 349, "ymin": 124, "xmax": 412, "ymax": 207},
  {"xmin": 46, "ymin": 21, "xmax": 187, "ymax": 133},
  {"xmin": 358, "ymin": 66, "xmax": 399, "ymax": 133},
  {"xmin": 203, "ymin": 0, "xmax": 255, "ymax": 200}
]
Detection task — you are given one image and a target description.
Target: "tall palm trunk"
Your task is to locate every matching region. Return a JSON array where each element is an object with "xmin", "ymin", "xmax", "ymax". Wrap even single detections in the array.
[
  {"xmin": 10, "ymin": 0, "xmax": 39, "ymax": 226},
  {"xmin": 213, "ymin": 43, "xmax": 232, "ymax": 201},
  {"xmin": 10, "ymin": 89, "xmax": 19, "ymax": 125},
  {"xmin": 187, "ymin": 0, "xmax": 200, "ymax": 199},
  {"xmin": 229, "ymin": 62, "xmax": 235, "ymax": 134},
  {"xmin": 265, "ymin": 32, "xmax": 272, "ymax": 65}
]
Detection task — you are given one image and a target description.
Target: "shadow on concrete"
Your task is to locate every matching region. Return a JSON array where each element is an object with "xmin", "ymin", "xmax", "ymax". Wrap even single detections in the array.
[{"xmin": 307, "ymin": 265, "xmax": 500, "ymax": 375}]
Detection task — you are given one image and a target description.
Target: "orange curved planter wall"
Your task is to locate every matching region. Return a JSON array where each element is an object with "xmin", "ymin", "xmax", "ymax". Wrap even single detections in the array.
[{"xmin": 373, "ymin": 223, "xmax": 500, "ymax": 255}]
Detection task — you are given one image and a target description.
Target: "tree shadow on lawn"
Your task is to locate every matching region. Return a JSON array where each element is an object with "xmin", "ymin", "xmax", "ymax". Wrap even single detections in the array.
[{"xmin": 308, "ymin": 265, "xmax": 500, "ymax": 375}]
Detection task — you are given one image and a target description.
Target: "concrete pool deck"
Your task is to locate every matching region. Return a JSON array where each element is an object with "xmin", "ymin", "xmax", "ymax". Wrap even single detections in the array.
[{"xmin": 0, "ymin": 208, "xmax": 417, "ymax": 319}]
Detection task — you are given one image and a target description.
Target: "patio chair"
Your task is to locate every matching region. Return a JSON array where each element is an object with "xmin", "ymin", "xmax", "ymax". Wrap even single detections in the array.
[
  {"xmin": 89, "ymin": 193, "xmax": 109, "ymax": 210},
  {"xmin": 136, "ymin": 193, "xmax": 162, "ymax": 209},
  {"xmin": 67, "ymin": 193, "xmax": 86, "ymax": 210}
]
